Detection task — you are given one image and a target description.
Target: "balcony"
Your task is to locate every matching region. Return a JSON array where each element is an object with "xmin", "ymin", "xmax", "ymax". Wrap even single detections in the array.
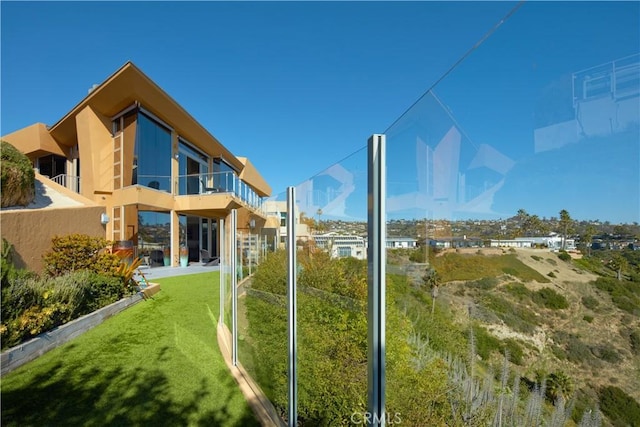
[{"xmin": 177, "ymin": 171, "xmax": 264, "ymax": 214}]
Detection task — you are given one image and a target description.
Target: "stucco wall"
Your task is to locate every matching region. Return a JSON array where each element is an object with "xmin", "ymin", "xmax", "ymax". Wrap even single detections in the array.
[{"xmin": 1, "ymin": 206, "xmax": 106, "ymax": 273}]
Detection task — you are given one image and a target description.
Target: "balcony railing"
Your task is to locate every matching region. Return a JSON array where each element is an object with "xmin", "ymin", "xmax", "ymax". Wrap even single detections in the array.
[
  {"xmin": 177, "ymin": 171, "xmax": 265, "ymax": 213},
  {"xmin": 51, "ymin": 174, "xmax": 81, "ymax": 193}
]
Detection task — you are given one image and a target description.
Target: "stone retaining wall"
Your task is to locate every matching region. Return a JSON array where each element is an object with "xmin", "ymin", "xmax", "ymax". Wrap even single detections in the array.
[{"xmin": 1, "ymin": 284, "xmax": 160, "ymax": 376}]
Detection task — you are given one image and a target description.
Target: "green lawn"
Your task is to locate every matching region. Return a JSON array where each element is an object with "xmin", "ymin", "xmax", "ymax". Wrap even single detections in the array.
[{"xmin": 1, "ymin": 272, "xmax": 259, "ymax": 427}]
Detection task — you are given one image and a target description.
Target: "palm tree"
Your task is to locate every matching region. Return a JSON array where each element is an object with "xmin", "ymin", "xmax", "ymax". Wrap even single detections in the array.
[
  {"xmin": 316, "ymin": 208, "xmax": 323, "ymax": 232},
  {"xmin": 422, "ymin": 267, "xmax": 440, "ymax": 316},
  {"xmin": 559, "ymin": 209, "xmax": 573, "ymax": 250}
]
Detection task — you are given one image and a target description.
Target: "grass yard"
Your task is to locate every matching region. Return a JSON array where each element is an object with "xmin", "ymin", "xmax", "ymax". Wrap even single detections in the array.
[{"xmin": 1, "ymin": 272, "xmax": 259, "ymax": 427}]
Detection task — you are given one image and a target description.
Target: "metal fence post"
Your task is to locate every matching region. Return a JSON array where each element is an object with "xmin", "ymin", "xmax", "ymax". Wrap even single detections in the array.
[
  {"xmin": 287, "ymin": 187, "xmax": 298, "ymax": 427},
  {"xmin": 367, "ymin": 134, "xmax": 386, "ymax": 426}
]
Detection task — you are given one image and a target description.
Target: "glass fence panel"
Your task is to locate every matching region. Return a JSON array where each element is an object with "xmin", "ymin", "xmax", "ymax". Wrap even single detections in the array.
[
  {"xmin": 237, "ymin": 191, "xmax": 289, "ymax": 422},
  {"xmin": 222, "ymin": 219, "xmax": 233, "ymax": 335},
  {"xmin": 238, "ymin": 146, "xmax": 369, "ymax": 425},
  {"xmin": 385, "ymin": 2, "xmax": 639, "ymax": 426},
  {"xmin": 294, "ymin": 147, "xmax": 368, "ymax": 425}
]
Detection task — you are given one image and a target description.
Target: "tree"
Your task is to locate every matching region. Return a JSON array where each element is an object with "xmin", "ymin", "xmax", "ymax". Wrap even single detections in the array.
[
  {"xmin": 524, "ymin": 214, "xmax": 548, "ymax": 237},
  {"xmin": 316, "ymin": 208, "xmax": 323, "ymax": 232},
  {"xmin": 608, "ymin": 253, "xmax": 628, "ymax": 281},
  {"xmin": 1, "ymin": 141, "xmax": 35, "ymax": 208},
  {"xmin": 422, "ymin": 267, "xmax": 440, "ymax": 316},
  {"xmin": 559, "ymin": 209, "xmax": 573, "ymax": 250},
  {"xmin": 581, "ymin": 225, "xmax": 596, "ymax": 256}
]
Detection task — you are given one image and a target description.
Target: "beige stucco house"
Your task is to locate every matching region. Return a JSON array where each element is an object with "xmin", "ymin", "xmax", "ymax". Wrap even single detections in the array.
[{"xmin": 2, "ymin": 61, "xmax": 271, "ymax": 271}]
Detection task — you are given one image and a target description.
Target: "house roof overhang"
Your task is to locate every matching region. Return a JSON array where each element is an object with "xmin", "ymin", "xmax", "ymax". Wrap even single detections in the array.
[
  {"xmin": 1, "ymin": 123, "xmax": 66, "ymax": 158},
  {"xmin": 48, "ymin": 61, "xmax": 245, "ymax": 173}
]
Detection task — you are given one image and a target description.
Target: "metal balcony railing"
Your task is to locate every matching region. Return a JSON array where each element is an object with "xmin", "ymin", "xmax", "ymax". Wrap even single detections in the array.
[
  {"xmin": 177, "ymin": 171, "xmax": 265, "ymax": 213},
  {"xmin": 51, "ymin": 174, "xmax": 81, "ymax": 193}
]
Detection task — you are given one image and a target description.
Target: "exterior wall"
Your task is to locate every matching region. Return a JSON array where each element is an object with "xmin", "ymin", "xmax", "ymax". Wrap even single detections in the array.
[
  {"xmin": 2, "ymin": 63, "xmax": 272, "ymax": 268},
  {"xmin": 1, "ymin": 123, "xmax": 66, "ymax": 158},
  {"xmin": 490, "ymin": 240, "xmax": 533, "ymax": 248},
  {"xmin": 76, "ymin": 105, "xmax": 114, "ymax": 199},
  {"xmin": 1, "ymin": 206, "xmax": 106, "ymax": 273}
]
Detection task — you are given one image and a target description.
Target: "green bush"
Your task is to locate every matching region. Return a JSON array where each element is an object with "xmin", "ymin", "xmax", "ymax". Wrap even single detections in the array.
[
  {"xmin": 503, "ymin": 282, "xmax": 531, "ymax": 301},
  {"xmin": 1, "ymin": 271, "xmax": 127, "ymax": 349},
  {"xmin": 629, "ymin": 330, "xmax": 640, "ymax": 355},
  {"xmin": 472, "ymin": 324, "xmax": 502, "ymax": 361},
  {"xmin": 598, "ymin": 386, "xmax": 640, "ymax": 427},
  {"xmin": 480, "ymin": 293, "xmax": 539, "ymax": 333},
  {"xmin": 408, "ymin": 248, "xmax": 426, "ymax": 263},
  {"xmin": 531, "ymin": 255, "xmax": 543, "ymax": 262},
  {"xmin": 43, "ymin": 234, "xmax": 121, "ymax": 277},
  {"xmin": 502, "ymin": 338, "xmax": 524, "ymax": 365},
  {"xmin": 581, "ymin": 295, "xmax": 600, "ymax": 310},
  {"xmin": 470, "ymin": 277, "xmax": 499, "ymax": 290},
  {"xmin": 531, "ymin": 287, "xmax": 569, "ymax": 310},
  {"xmin": 555, "ymin": 332, "xmax": 594, "ymax": 365},
  {"xmin": 590, "ymin": 345, "xmax": 621, "ymax": 363},
  {"xmin": 557, "ymin": 251, "xmax": 572, "ymax": 262},
  {"xmin": 583, "ymin": 315, "xmax": 594, "ymax": 323},
  {"xmin": 1, "ymin": 238, "xmax": 16, "ymax": 286},
  {"xmin": 593, "ymin": 277, "xmax": 640, "ymax": 315},
  {"xmin": 547, "ymin": 271, "xmax": 556, "ymax": 278},
  {"xmin": 0, "ymin": 141, "xmax": 35, "ymax": 208}
]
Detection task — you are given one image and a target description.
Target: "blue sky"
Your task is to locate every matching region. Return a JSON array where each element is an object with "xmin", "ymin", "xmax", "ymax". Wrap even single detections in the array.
[
  {"xmin": 2, "ymin": 2, "xmax": 639, "ymax": 223},
  {"xmin": 1, "ymin": 1, "xmax": 515, "ymax": 190}
]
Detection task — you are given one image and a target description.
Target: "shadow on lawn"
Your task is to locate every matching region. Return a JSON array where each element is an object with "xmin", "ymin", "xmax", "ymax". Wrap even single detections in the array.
[{"xmin": 1, "ymin": 357, "xmax": 259, "ymax": 426}]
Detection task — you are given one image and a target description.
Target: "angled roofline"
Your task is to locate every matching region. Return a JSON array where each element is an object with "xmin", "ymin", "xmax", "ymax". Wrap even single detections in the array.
[{"xmin": 48, "ymin": 61, "xmax": 245, "ymax": 173}]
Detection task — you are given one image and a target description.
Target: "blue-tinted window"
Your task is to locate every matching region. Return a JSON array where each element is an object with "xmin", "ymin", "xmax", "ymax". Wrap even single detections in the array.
[{"xmin": 135, "ymin": 113, "xmax": 172, "ymax": 191}]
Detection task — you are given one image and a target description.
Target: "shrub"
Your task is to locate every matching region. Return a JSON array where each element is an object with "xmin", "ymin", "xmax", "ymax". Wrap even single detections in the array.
[
  {"xmin": 43, "ymin": 234, "xmax": 120, "ymax": 277},
  {"xmin": 583, "ymin": 315, "xmax": 594, "ymax": 323},
  {"xmin": 532, "ymin": 287, "xmax": 569, "ymax": 310},
  {"xmin": 547, "ymin": 271, "xmax": 556, "ymax": 278},
  {"xmin": 555, "ymin": 332, "xmax": 594, "ymax": 365},
  {"xmin": 531, "ymin": 255, "xmax": 543, "ymax": 262},
  {"xmin": 502, "ymin": 282, "xmax": 531, "ymax": 301},
  {"xmin": 629, "ymin": 330, "xmax": 640, "ymax": 355},
  {"xmin": 581, "ymin": 295, "xmax": 600, "ymax": 310},
  {"xmin": 472, "ymin": 324, "xmax": 502, "ymax": 360},
  {"xmin": 0, "ymin": 141, "xmax": 35, "ymax": 208},
  {"xmin": 557, "ymin": 251, "xmax": 572, "ymax": 262},
  {"xmin": 408, "ymin": 248, "xmax": 426, "ymax": 263},
  {"xmin": 598, "ymin": 386, "xmax": 640, "ymax": 427},
  {"xmin": 502, "ymin": 338, "xmax": 524, "ymax": 365},
  {"xmin": 593, "ymin": 277, "xmax": 640, "ymax": 315},
  {"xmin": 1, "ymin": 271, "xmax": 126, "ymax": 349},
  {"xmin": 480, "ymin": 293, "xmax": 539, "ymax": 334},
  {"xmin": 471, "ymin": 277, "xmax": 498, "ymax": 290},
  {"xmin": 590, "ymin": 345, "xmax": 621, "ymax": 363}
]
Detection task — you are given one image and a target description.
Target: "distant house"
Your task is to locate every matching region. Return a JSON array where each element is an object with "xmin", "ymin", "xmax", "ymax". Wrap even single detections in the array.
[
  {"xmin": 427, "ymin": 236, "xmax": 483, "ymax": 249},
  {"xmin": 314, "ymin": 232, "xmax": 366, "ymax": 260},
  {"xmin": 490, "ymin": 239, "xmax": 533, "ymax": 248},
  {"xmin": 386, "ymin": 237, "xmax": 418, "ymax": 249},
  {"xmin": 489, "ymin": 236, "xmax": 576, "ymax": 251}
]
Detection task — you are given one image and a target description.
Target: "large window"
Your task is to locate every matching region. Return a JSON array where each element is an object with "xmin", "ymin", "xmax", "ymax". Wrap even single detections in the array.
[
  {"xmin": 179, "ymin": 140, "xmax": 209, "ymax": 195},
  {"xmin": 138, "ymin": 211, "xmax": 170, "ymax": 266},
  {"xmin": 134, "ymin": 112, "xmax": 172, "ymax": 191}
]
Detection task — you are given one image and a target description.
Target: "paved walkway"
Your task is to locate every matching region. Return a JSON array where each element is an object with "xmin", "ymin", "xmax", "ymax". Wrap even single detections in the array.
[{"xmin": 138, "ymin": 264, "xmax": 220, "ymax": 279}]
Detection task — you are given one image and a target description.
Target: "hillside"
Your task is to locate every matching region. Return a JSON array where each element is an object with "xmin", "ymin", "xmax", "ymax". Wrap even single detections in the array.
[{"xmin": 397, "ymin": 246, "xmax": 640, "ymax": 423}]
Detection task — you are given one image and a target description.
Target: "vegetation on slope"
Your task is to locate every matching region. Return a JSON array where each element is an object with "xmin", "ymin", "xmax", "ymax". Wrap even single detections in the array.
[{"xmin": 0, "ymin": 141, "xmax": 35, "ymax": 208}]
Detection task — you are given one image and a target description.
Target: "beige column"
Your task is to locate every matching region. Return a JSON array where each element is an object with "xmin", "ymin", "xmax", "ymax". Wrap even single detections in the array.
[{"xmin": 170, "ymin": 210, "xmax": 180, "ymax": 267}]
